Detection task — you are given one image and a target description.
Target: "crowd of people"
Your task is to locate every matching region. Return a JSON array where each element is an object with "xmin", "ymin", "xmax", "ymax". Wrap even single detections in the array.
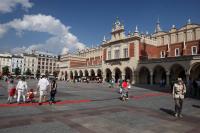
[{"xmin": 6, "ymin": 75, "xmax": 57, "ymax": 105}]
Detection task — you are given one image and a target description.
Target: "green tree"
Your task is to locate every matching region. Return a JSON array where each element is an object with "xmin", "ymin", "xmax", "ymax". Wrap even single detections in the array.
[
  {"xmin": 2, "ymin": 66, "xmax": 10, "ymax": 76},
  {"xmin": 15, "ymin": 67, "xmax": 21, "ymax": 76},
  {"xmin": 36, "ymin": 70, "xmax": 40, "ymax": 79},
  {"xmin": 25, "ymin": 68, "xmax": 32, "ymax": 76}
]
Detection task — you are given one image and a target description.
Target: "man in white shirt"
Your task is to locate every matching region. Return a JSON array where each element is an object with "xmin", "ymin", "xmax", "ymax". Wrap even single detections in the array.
[
  {"xmin": 172, "ymin": 78, "xmax": 186, "ymax": 118},
  {"xmin": 16, "ymin": 77, "xmax": 28, "ymax": 104},
  {"xmin": 38, "ymin": 75, "xmax": 49, "ymax": 105}
]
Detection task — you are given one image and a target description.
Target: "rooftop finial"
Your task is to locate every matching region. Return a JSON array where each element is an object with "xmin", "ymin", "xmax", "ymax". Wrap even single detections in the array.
[
  {"xmin": 103, "ymin": 35, "xmax": 106, "ymax": 42},
  {"xmin": 135, "ymin": 25, "xmax": 138, "ymax": 33},
  {"xmin": 155, "ymin": 17, "xmax": 162, "ymax": 33},
  {"xmin": 187, "ymin": 18, "xmax": 191, "ymax": 24}
]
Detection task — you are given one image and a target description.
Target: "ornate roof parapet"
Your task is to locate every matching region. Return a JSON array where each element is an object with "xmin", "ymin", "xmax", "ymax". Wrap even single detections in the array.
[{"xmin": 112, "ymin": 17, "xmax": 124, "ymax": 33}]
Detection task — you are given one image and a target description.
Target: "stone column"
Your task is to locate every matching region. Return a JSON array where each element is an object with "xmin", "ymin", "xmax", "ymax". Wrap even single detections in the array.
[
  {"xmin": 166, "ymin": 73, "xmax": 170, "ymax": 86},
  {"xmin": 150, "ymin": 71, "xmax": 153, "ymax": 85},
  {"xmin": 122, "ymin": 73, "xmax": 125, "ymax": 80},
  {"xmin": 131, "ymin": 71, "xmax": 136, "ymax": 84}
]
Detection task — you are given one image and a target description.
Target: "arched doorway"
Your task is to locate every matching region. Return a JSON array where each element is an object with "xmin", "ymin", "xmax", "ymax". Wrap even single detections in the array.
[
  {"xmin": 114, "ymin": 67, "xmax": 122, "ymax": 83},
  {"xmin": 190, "ymin": 63, "xmax": 200, "ymax": 80},
  {"xmin": 105, "ymin": 68, "xmax": 112, "ymax": 82},
  {"xmin": 97, "ymin": 69, "xmax": 102, "ymax": 79},
  {"xmin": 170, "ymin": 64, "xmax": 186, "ymax": 83},
  {"xmin": 139, "ymin": 67, "xmax": 150, "ymax": 84},
  {"xmin": 70, "ymin": 71, "xmax": 73, "ymax": 80},
  {"xmin": 79, "ymin": 70, "xmax": 83, "ymax": 78},
  {"xmin": 85, "ymin": 70, "xmax": 89, "ymax": 77},
  {"xmin": 153, "ymin": 66, "xmax": 166, "ymax": 84},
  {"xmin": 125, "ymin": 67, "xmax": 133, "ymax": 82},
  {"xmin": 90, "ymin": 69, "xmax": 95, "ymax": 80},
  {"xmin": 65, "ymin": 71, "xmax": 68, "ymax": 81}
]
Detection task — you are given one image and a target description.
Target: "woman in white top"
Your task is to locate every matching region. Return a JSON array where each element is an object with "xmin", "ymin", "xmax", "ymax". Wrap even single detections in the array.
[{"xmin": 16, "ymin": 77, "xmax": 28, "ymax": 104}]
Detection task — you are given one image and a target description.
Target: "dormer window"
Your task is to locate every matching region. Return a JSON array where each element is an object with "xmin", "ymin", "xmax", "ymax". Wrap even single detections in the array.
[
  {"xmin": 175, "ymin": 48, "xmax": 180, "ymax": 57},
  {"xmin": 160, "ymin": 51, "xmax": 165, "ymax": 58}
]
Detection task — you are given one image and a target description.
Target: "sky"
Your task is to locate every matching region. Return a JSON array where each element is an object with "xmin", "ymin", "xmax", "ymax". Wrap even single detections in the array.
[{"xmin": 0, "ymin": 0, "xmax": 199, "ymax": 54}]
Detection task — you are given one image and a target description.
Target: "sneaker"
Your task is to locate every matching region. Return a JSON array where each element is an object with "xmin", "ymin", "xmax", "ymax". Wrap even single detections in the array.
[
  {"xmin": 174, "ymin": 113, "xmax": 178, "ymax": 117},
  {"xmin": 179, "ymin": 114, "xmax": 183, "ymax": 118}
]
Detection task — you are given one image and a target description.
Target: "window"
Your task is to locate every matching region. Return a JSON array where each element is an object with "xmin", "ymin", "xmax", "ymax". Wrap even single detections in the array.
[
  {"xmin": 108, "ymin": 51, "xmax": 111, "ymax": 60},
  {"xmin": 123, "ymin": 48, "xmax": 128, "ymax": 58},
  {"xmin": 175, "ymin": 48, "xmax": 180, "ymax": 56},
  {"xmin": 114, "ymin": 50, "xmax": 120, "ymax": 59},
  {"xmin": 160, "ymin": 51, "xmax": 165, "ymax": 58},
  {"xmin": 191, "ymin": 46, "xmax": 197, "ymax": 55}
]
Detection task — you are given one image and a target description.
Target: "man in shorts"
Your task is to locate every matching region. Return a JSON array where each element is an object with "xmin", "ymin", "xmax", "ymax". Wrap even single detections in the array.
[{"xmin": 37, "ymin": 75, "xmax": 50, "ymax": 105}]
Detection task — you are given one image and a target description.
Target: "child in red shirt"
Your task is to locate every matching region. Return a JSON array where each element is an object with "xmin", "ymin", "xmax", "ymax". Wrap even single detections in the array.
[
  {"xmin": 27, "ymin": 89, "xmax": 35, "ymax": 103},
  {"xmin": 7, "ymin": 79, "xmax": 16, "ymax": 104},
  {"xmin": 121, "ymin": 80, "xmax": 129, "ymax": 100}
]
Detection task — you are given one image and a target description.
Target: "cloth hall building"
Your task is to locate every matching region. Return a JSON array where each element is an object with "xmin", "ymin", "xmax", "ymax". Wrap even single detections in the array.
[{"xmin": 58, "ymin": 18, "xmax": 200, "ymax": 86}]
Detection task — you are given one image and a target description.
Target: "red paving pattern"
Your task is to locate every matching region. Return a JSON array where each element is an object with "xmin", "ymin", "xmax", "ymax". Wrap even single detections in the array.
[
  {"xmin": 0, "ymin": 92, "xmax": 169, "ymax": 107},
  {"xmin": 0, "ymin": 99, "xmax": 91, "ymax": 107}
]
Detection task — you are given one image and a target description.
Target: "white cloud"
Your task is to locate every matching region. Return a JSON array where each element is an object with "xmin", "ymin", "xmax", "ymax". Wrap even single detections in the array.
[
  {"xmin": 0, "ymin": 14, "xmax": 85, "ymax": 54},
  {"xmin": 61, "ymin": 47, "xmax": 69, "ymax": 55},
  {"xmin": 0, "ymin": 0, "xmax": 33, "ymax": 13}
]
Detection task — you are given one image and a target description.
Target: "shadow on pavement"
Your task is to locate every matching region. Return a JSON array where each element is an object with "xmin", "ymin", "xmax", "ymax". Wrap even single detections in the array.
[
  {"xmin": 192, "ymin": 105, "xmax": 200, "ymax": 109},
  {"xmin": 160, "ymin": 108, "xmax": 175, "ymax": 116},
  {"xmin": 91, "ymin": 97, "xmax": 119, "ymax": 102},
  {"xmin": 133, "ymin": 84, "xmax": 171, "ymax": 93}
]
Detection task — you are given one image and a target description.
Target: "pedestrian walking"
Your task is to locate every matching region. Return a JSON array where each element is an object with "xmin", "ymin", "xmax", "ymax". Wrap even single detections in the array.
[
  {"xmin": 49, "ymin": 79, "xmax": 57, "ymax": 105},
  {"xmin": 37, "ymin": 75, "xmax": 50, "ymax": 105},
  {"xmin": 16, "ymin": 77, "xmax": 28, "ymax": 104},
  {"xmin": 7, "ymin": 79, "xmax": 16, "ymax": 104},
  {"xmin": 118, "ymin": 78, "xmax": 123, "ymax": 94},
  {"xmin": 172, "ymin": 78, "xmax": 186, "ymax": 118}
]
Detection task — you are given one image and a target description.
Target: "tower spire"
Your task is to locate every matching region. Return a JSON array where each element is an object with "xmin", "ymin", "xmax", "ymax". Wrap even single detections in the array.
[{"xmin": 155, "ymin": 17, "xmax": 162, "ymax": 33}]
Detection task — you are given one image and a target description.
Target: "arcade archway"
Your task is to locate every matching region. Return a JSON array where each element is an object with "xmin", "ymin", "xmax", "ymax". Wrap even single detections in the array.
[
  {"xmin": 125, "ymin": 67, "xmax": 133, "ymax": 82},
  {"xmin": 85, "ymin": 70, "xmax": 89, "ymax": 77},
  {"xmin": 70, "ymin": 71, "xmax": 73, "ymax": 80},
  {"xmin": 74, "ymin": 70, "xmax": 78, "ymax": 79},
  {"xmin": 139, "ymin": 67, "xmax": 150, "ymax": 84},
  {"xmin": 153, "ymin": 66, "xmax": 166, "ymax": 84},
  {"xmin": 79, "ymin": 70, "xmax": 83, "ymax": 77},
  {"xmin": 105, "ymin": 68, "xmax": 112, "ymax": 82},
  {"xmin": 170, "ymin": 64, "xmax": 186, "ymax": 82},
  {"xmin": 90, "ymin": 69, "xmax": 95, "ymax": 80},
  {"xmin": 190, "ymin": 62, "xmax": 200, "ymax": 80},
  {"xmin": 114, "ymin": 67, "xmax": 122, "ymax": 83},
  {"xmin": 97, "ymin": 69, "xmax": 102, "ymax": 79}
]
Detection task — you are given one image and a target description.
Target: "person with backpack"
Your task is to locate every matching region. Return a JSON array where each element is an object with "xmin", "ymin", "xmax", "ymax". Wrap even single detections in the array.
[{"xmin": 49, "ymin": 79, "xmax": 57, "ymax": 105}]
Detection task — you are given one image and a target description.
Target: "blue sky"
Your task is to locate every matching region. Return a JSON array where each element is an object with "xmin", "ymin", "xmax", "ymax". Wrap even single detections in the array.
[{"xmin": 0, "ymin": 0, "xmax": 200, "ymax": 54}]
